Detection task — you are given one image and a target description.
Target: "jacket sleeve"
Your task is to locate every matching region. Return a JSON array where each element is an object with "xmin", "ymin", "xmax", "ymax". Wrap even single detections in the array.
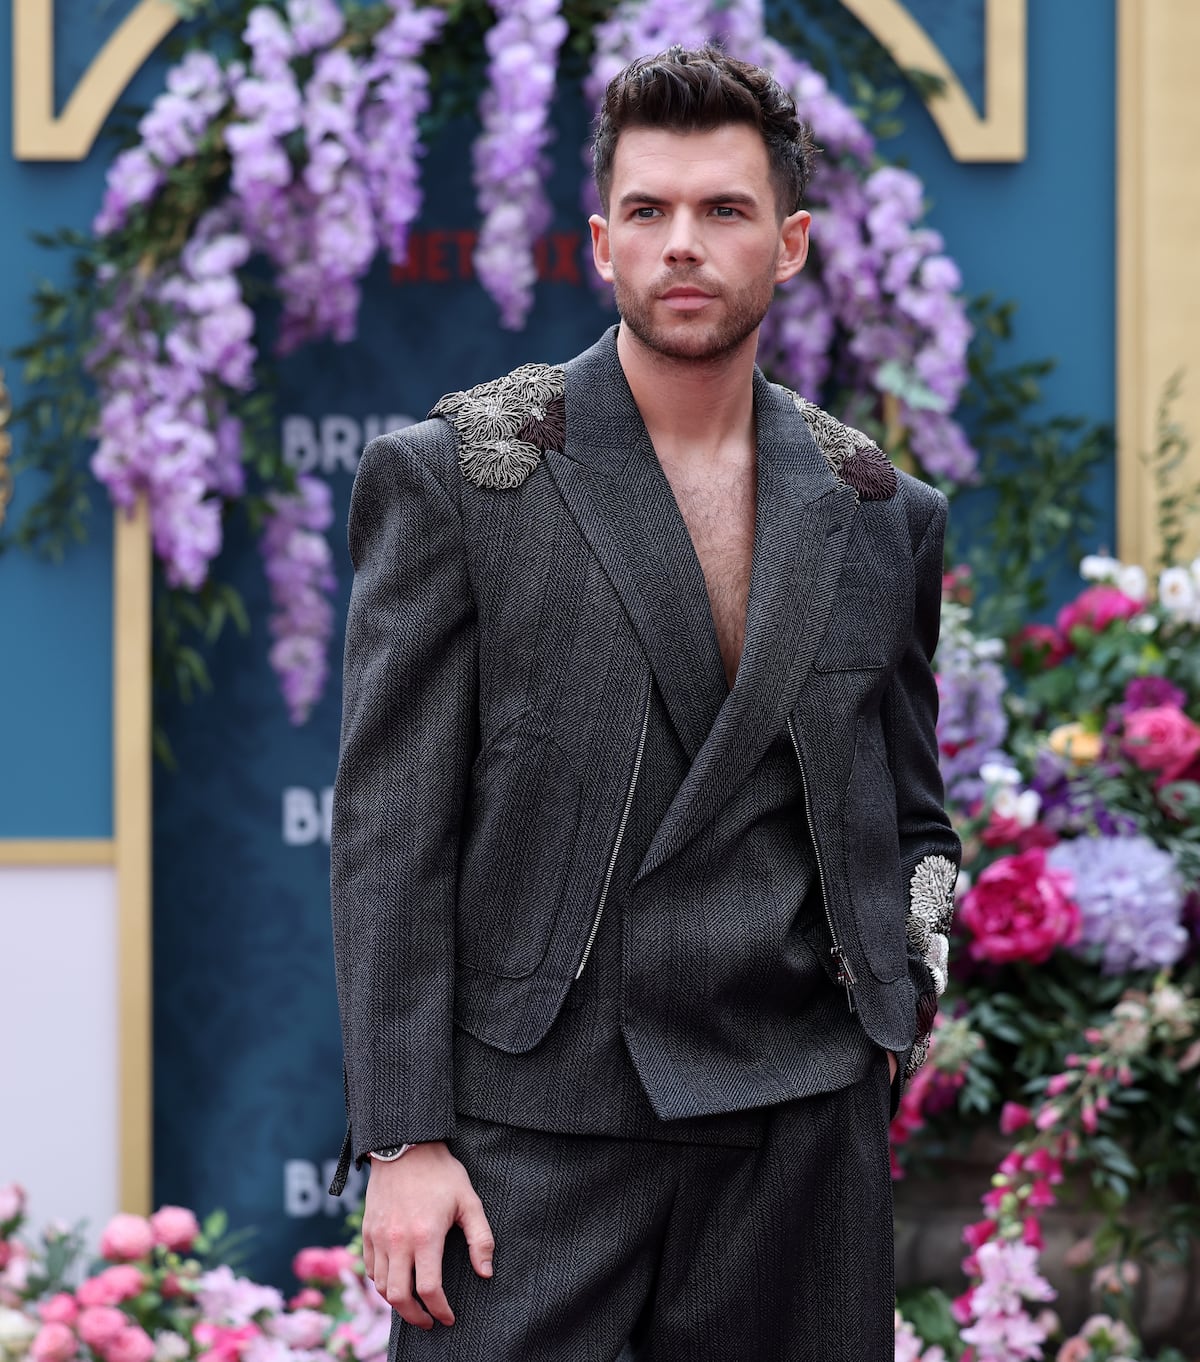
[
  {"xmin": 880, "ymin": 482, "xmax": 961, "ymax": 1098},
  {"xmin": 328, "ymin": 428, "xmax": 477, "ymax": 1193}
]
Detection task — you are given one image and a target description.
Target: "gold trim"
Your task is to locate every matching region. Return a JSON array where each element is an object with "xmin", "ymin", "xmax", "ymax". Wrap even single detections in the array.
[
  {"xmin": 1116, "ymin": 0, "xmax": 1200, "ymax": 566},
  {"xmin": 839, "ymin": 0, "xmax": 1026, "ymax": 162},
  {"xmin": 14, "ymin": 0, "xmax": 181, "ymax": 160},
  {"xmin": 0, "ymin": 839, "xmax": 116, "ymax": 865},
  {"xmin": 114, "ymin": 502, "xmax": 153, "ymax": 1213}
]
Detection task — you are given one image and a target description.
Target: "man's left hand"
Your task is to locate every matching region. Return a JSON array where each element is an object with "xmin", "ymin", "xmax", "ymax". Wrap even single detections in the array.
[{"xmin": 888, "ymin": 1052, "xmax": 898, "ymax": 1083}]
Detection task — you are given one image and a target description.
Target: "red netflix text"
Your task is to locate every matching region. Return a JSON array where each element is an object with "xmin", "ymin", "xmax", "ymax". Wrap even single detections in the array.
[{"xmin": 390, "ymin": 230, "xmax": 584, "ymax": 286}]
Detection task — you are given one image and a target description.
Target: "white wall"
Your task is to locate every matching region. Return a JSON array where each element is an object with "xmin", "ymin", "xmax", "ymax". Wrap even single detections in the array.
[{"xmin": 0, "ymin": 866, "xmax": 120, "ymax": 1242}]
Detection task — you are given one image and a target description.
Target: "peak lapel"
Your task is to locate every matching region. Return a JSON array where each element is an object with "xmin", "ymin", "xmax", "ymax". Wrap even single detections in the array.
[
  {"xmin": 635, "ymin": 371, "xmax": 859, "ymax": 884},
  {"xmin": 545, "ymin": 329, "xmax": 729, "ymax": 761}
]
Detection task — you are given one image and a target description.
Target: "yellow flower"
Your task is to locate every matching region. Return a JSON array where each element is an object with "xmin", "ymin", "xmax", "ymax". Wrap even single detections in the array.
[{"xmin": 1047, "ymin": 722, "xmax": 1103, "ymax": 763}]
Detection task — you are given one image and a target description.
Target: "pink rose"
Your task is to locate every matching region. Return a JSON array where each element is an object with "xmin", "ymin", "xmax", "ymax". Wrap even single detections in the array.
[
  {"xmin": 99, "ymin": 1214, "xmax": 155, "ymax": 1263},
  {"xmin": 1056, "ymin": 584, "xmax": 1142, "ymax": 640},
  {"xmin": 0, "ymin": 1184, "xmax": 25, "ymax": 1224},
  {"xmin": 288, "ymin": 1289, "xmax": 323, "ymax": 1310},
  {"xmin": 31, "ymin": 1323, "xmax": 77, "ymax": 1362},
  {"xmin": 149, "ymin": 1207, "xmax": 200, "ymax": 1254},
  {"xmin": 1009, "ymin": 622, "xmax": 1068, "ymax": 671},
  {"xmin": 292, "ymin": 1246, "xmax": 353, "ymax": 1284},
  {"xmin": 76, "ymin": 1266, "xmax": 144, "ymax": 1307},
  {"xmin": 39, "ymin": 1296, "xmax": 79, "ymax": 1326},
  {"xmin": 77, "ymin": 1308, "xmax": 128, "ymax": 1352},
  {"xmin": 1123, "ymin": 704, "xmax": 1200, "ymax": 785},
  {"xmin": 104, "ymin": 1328, "xmax": 155, "ymax": 1362},
  {"xmin": 959, "ymin": 848, "xmax": 1081, "ymax": 965}
]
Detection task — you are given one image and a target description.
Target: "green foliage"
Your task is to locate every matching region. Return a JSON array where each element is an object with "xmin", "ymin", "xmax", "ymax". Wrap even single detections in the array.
[
  {"xmin": 951, "ymin": 297, "xmax": 1112, "ymax": 640},
  {"xmin": 897, "ymin": 1287, "xmax": 965, "ymax": 1360}
]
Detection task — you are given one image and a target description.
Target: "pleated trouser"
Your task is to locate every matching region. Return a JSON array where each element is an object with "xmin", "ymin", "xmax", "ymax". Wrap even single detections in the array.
[{"xmin": 389, "ymin": 1049, "xmax": 895, "ymax": 1362}]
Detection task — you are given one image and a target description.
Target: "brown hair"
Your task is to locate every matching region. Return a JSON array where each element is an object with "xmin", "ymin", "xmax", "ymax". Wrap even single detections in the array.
[{"xmin": 592, "ymin": 44, "xmax": 817, "ymax": 217}]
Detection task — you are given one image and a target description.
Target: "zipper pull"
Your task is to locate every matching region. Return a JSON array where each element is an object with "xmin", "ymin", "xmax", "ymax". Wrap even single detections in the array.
[{"xmin": 831, "ymin": 947, "xmax": 857, "ymax": 1010}]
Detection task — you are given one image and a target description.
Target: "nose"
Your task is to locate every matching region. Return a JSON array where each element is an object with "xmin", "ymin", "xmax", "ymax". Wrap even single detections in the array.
[{"xmin": 662, "ymin": 210, "xmax": 703, "ymax": 266}]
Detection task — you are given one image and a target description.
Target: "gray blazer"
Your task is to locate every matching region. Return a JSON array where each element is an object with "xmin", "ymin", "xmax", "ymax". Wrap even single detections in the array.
[{"xmin": 329, "ymin": 327, "xmax": 960, "ymax": 1191}]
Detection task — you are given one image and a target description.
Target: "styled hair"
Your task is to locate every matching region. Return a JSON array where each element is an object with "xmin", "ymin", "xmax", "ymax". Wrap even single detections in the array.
[{"xmin": 591, "ymin": 44, "xmax": 817, "ymax": 217}]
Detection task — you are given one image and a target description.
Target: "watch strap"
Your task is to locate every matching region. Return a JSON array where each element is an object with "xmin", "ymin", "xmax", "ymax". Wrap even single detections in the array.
[{"xmin": 370, "ymin": 1143, "xmax": 413, "ymax": 1162}]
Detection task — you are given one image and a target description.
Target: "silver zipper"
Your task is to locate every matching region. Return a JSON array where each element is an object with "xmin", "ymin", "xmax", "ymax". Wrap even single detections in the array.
[
  {"xmin": 787, "ymin": 715, "xmax": 857, "ymax": 1010},
  {"xmin": 575, "ymin": 679, "xmax": 652, "ymax": 980}
]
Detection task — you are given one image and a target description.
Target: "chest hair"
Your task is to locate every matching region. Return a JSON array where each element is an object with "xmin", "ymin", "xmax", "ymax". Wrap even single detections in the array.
[{"xmin": 664, "ymin": 461, "xmax": 757, "ymax": 688}]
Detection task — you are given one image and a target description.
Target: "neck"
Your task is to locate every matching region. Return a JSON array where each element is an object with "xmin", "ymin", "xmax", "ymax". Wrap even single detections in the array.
[{"xmin": 616, "ymin": 322, "xmax": 758, "ymax": 465}]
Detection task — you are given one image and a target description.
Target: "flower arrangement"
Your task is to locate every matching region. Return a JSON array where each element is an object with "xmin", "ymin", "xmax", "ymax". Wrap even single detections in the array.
[
  {"xmin": 10, "ymin": 0, "xmax": 976, "ymax": 724},
  {"xmin": 890, "ymin": 550, "xmax": 1200, "ymax": 1358},
  {"xmin": 0, "ymin": 1194, "xmax": 390, "ymax": 1362}
]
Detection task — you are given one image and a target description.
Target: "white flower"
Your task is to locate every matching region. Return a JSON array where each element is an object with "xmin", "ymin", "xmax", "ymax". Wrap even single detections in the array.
[
  {"xmin": 994, "ymin": 786, "xmax": 1041, "ymax": 828},
  {"xmin": 1081, "ymin": 553, "xmax": 1121, "ymax": 582},
  {"xmin": 1159, "ymin": 566, "xmax": 1197, "ymax": 617},
  {"xmin": 980, "ymin": 761, "xmax": 1020, "ymax": 788},
  {"xmin": 154, "ymin": 1334, "xmax": 190, "ymax": 1362},
  {"xmin": 1131, "ymin": 613, "xmax": 1158, "ymax": 634},
  {"xmin": 0, "ymin": 1309, "xmax": 37, "ymax": 1360},
  {"xmin": 1190, "ymin": 555, "xmax": 1200, "ymax": 586},
  {"xmin": 955, "ymin": 868, "xmax": 972, "ymax": 897},
  {"xmin": 1116, "ymin": 563, "xmax": 1148, "ymax": 601},
  {"xmin": 974, "ymin": 637, "xmax": 1005, "ymax": 660}
]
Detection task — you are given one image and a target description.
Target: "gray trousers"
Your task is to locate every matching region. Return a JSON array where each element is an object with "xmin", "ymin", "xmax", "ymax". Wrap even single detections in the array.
[{"xmin": 390, "ymin": 1050, "xmax": 895, "ymax": 1362}]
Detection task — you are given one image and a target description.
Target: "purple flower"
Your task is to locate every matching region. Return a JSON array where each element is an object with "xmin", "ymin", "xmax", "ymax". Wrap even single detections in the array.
[
  {"xmin": 260, "ymin": 476, "xmax": 336, "ymax": 724},
  {"xmin": 1048, "ymin": 835, "xmax": 1188, "ymax": 973},
  {"xmin": 473, "ymin": 0, "xmax": 568, "ymax": 328},
  {"xmin": 934, "ymin": 603, "xmax": 1008, "ymax": 803},
  {"xmin": 1124, "ymin": 675, "xmax": 1187, "ymax": 713}
]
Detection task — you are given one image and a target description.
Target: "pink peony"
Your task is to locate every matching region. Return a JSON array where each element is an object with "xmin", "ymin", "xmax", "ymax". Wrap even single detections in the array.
[
  {"xmin": 31, "ymin": 1323, "xmax": 77, "ymax": 1362},
  {"xmin": 150, "ymin": 1206, "xmax": 200, "ymax": 1253},
  {"xmin": 77, "ymin": 1308, "xmax": 128, "ymax": 1352},
  {"xmin": 105, "ymin": 1327, "xmax": 155, "ymax": 1362},
  {"xmin": 99, "ymin": 1214, "xmax": 155, "ymax": 1262},
  {"xmin": 1056, "ymin": 584, "xmax": 1142, "ymax": 639},
  {"xmin": 291, "ymin": 1246, "xmax": 353, "ymax": 1284},
  {"xmin": 266, "ymin": 1311, "xmax": 328, "ymax": 1350},
  {"xmin": 287, "ymin": 1289, "xmax": 323, "ymax": 1310},
  {"xmin": 959, "ymin": 848, "xmax": 1081, "ymax": 964},
  {"xmin": 39, "ymin": 1296, "xmax": 79, "ymax": 1326},
  {"xmin": 77, "ymin": 1266, "xmax": 144, "ymax": 1307},
  {"xmin": 1123, "ymin": 704, "xmax": 1200, "ymax": 785}
]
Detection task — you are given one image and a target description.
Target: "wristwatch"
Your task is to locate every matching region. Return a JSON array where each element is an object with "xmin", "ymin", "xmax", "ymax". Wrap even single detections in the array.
[{"xmin": 370, "ymin": 1144, "xmax": 413, "ymax": 1162}]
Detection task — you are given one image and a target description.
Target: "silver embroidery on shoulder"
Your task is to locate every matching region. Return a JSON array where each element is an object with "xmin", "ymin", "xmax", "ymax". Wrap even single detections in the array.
[
  {"xmin": 905, "ymin": 1032, "xmax": 932, "ymax": 1080},
  {"xmin": 431, "ymin": 364, "xmax": 566, "ymax": 490},
  {"xmin": 907, "ymin": 853, "xmax": 957, "ymax": 997},
  {"xmin": 788, "ymin": 393, "xmax": 898, "ymax": 500}
]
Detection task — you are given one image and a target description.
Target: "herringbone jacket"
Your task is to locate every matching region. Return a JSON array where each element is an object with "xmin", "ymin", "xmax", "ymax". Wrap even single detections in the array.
[{"xmin": 328, "ymin": 327, "xmax": 960, "ymax": 1192}]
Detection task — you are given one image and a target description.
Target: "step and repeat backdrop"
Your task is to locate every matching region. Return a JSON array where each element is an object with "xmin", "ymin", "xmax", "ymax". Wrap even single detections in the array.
[{"xmin": 0, "ymin": 0, "xmax": 1117, "ymax": 1286}]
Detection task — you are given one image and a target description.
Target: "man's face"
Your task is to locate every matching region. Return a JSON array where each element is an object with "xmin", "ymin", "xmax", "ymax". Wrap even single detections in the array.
[{"xmin": 590, "ymin": 124, "xmax": 810, "ymax": 363}]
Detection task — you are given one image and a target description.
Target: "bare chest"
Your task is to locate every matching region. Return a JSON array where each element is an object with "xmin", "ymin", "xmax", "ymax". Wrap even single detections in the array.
[{"xmin": 663, "ymin": 462, "xmax": 757, "ymax": 689}]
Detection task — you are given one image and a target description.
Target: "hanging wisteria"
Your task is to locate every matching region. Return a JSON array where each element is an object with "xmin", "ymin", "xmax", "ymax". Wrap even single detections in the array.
[{"xmin": 72, "ymin": 0, "xmax": 975, "ymax": 722}]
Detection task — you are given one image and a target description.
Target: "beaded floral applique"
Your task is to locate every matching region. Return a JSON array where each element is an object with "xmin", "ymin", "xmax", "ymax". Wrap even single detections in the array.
[
  {"xmin": 907, "ymin": 853, "xmax": 957, "ymax": 996},
  {"xmin": 790, "ymin": 394, "xmax": 899, "ymax": 501},
  {"xmin": 430, "ymin": 364, "xmax": 566, "ymax": 490}
]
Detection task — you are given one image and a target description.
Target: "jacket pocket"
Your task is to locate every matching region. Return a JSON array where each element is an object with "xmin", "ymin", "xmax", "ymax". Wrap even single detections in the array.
[
  {"xmin": 842, "ymin": 719, "xmax": 907, "ymax": 983},
  {"xmin": 455, "ymin": 712, "xmax": 583, "ymax": 980}
]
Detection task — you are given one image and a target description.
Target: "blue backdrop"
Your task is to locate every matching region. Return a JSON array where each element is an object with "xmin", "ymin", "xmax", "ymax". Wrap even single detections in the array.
[{"xmin": 0, "ymin": 0, "xmax": 1115, "ymax": 1286}]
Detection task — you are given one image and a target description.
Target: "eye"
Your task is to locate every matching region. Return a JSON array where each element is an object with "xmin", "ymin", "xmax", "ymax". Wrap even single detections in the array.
[
  {"xmin": 711, "ymin": 205, "xmax": 739, "ymax": 218},
  {"xmin": 632, "ymin": 206, "xmax": 661, "ymax": 220}
]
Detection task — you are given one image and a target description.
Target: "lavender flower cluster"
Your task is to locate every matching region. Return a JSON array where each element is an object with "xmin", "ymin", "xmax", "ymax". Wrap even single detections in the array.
[
  {"xmin": 934, "ymin": 602, "xmax": 1009, "ymax": 804},
  {"xmin": 1048, "ymin": 834, "xmax": 1189, "ymax": 974},
  {"xmin": 474, "ymin": 0, "xmax": 569, "ymax": 329},
  {"xmin": 259, "ymin": 476, "xmax": 337, "ymax": 725}
]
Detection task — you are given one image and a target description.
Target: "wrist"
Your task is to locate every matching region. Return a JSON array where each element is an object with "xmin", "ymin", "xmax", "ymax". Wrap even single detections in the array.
[{"xmin": 369, "ymin": 1143, "xmax": 413, "ymax": 1163}]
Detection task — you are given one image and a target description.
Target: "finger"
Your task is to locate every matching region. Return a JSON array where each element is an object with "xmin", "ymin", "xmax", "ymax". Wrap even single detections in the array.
[
  {"xmin": 413, "ymin": 1239, "xmax": 455, "ymax": 1327},
  {"xmin": 385, "ymin": 1249, "xmax": 433, "ymax": 1331},
  {"xmin": 362, "ymin": 1231, "xmax": 375, "ymax": 1284},
  {"xmin": 458, "ymin": 1195, "xmax": 496, "ymax": 1278},
  {"xmin": 888, "ymin": 1051, "xmax": 899, "ymax": 1082}
]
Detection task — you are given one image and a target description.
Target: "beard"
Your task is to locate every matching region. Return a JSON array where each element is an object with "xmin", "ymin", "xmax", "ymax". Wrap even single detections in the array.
[{"xmin": 611, "ymin": 263, "xmax": 777, "ymax": 363}]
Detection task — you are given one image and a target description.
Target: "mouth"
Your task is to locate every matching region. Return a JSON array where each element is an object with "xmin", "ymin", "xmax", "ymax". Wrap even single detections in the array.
[{"xmin": 659, "ymin": 287, "xmax": 716, "ymax": 312}]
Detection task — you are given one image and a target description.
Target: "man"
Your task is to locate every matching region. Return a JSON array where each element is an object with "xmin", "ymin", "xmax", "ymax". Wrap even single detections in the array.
[{"xmin": 330, "ymin": 44, "xmax": 959, "ymax": 1361}]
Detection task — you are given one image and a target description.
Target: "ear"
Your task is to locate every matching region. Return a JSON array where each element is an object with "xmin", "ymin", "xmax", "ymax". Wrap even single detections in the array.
[
  {"xmin": 774, "ymin": 209, "xmax": 811, "ymax": 284},
  {"xmin": 589, "ymin": 213, "xmax": 614, "ymax": 284}
]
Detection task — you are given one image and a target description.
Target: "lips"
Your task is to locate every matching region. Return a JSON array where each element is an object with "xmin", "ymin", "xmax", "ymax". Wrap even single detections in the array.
[{"xmin": 660, "ymin": 287, "xmax": 715, "ymax": 311}]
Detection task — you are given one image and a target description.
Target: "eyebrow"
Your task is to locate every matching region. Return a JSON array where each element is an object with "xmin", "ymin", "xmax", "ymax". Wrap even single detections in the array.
[{"xmin": 617, "ymin": 190, "xmax": 761, "ymax": 210}]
